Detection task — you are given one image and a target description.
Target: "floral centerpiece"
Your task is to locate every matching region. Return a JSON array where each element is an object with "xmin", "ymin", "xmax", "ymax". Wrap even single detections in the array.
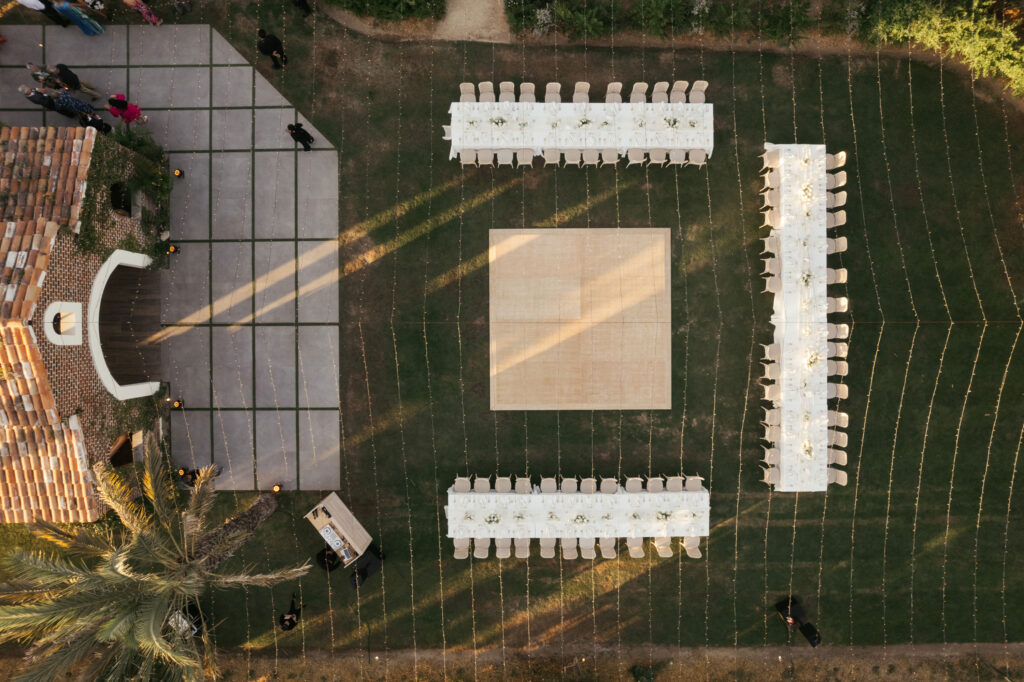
[
  {"xmin": 485, "ymin": 513, "xmax": 500, "ymax": 524},
  {"xmin": 490, "ymin": 116, "xmax": 507, "ymax": 127}
]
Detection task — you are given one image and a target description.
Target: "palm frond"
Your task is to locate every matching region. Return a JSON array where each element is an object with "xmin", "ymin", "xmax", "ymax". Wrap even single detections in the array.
[
  {"xmin": 181, "ymin": 468, "xmax": 217, "ymax": 546},
  {"xmin": 73, "ymin": 643, "xmax": 118, "ymax": 682},
  {"xmin": 209, "ymin": 560, "xmax": 311, "ymax": 589},
  {"xmin": 28, "ymin": 521, "xmax": 115, "ymax": 559},
  {"xmin": 1, "ymin": 549, "xmax": 89, "ymax": 589},
  {"xmin": 92, "ymin": 462, "xmax": 150, "ymax": 537},
  {"xmin": 94, "ymin": 601, "xmax": 139, "ymax": 643},
  {"xmin": 131, "ymin": 595, "xmax": 201, "ymax": 672},
  {"xmin": 11, "ymin": 631, "xmax": 97, "ymax": 682},
  {"xmin": 141, "ymin": 445, "xmax": 183, "ymax": 554}
]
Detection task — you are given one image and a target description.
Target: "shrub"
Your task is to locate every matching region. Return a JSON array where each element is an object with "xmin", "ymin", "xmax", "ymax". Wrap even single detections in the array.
[
  {"xmin": 324, "ymin": 0, "xmax": 446, "ymax": 21},
  {"xmin": 705, "ymin": 0, "xmax": 755, "ymax": 37},
  {"xmin": 818, "ymin": 0, "xmax": 850, "ymax": 35},
  {"xmin": 553, "ymin": 0, "xmax": 618, "ymax": 38},
  {"xmin": 505, "ymin": 0, "xmax": 548, "ymax": 32},
  {"xmin": 860, "ymin": 0, "xmax": 1024, "ymax": 95},
  {"xmin": 630, "ymin": 0, "xmax": 693, "ymax": 37},
  {"xmin": 757, "ymin": 0, "xmax": 813, "ymax": 44}
]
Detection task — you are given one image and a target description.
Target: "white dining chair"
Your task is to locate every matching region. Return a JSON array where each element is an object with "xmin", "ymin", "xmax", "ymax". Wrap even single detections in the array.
[
  {"xmin": 760, "ymin": 208, "xmax": 780, "ymax": 229},
  {"xmin": 544, "ymin": 148, "xmax": 561, "ymax": 166},
  {"xmin": 561, "ymin": 477, "xmax": 577, "ymax": 493},
  {"xmin": 646, "ymin": 476, "xmax": 664, "ymax": 493},
  {"xmin": 827, "ymin": 268, "xmax": 848, "ymax": 285},
  {"xmin": 761, "ymin": 342, "xmax": 780, "ymax": 362},
  {"xmin": 562, "ymin": 148, "xmax": 582, "ymax": 167},
  {"xmin": 688, "ymin": 80, "xmax": 709, "ymax": 103},
  {"xmin": 459, "ymin": 82, "xmax": 476, "ymax": 102},
  {"xmin": 761, "ymin": 466, "xmax": 779, "ymax": 485},
  {"xmin": 495, "ymin": 537, "xmax": 512, "ymax": 559},
  {"xmin": 474, "ymin": 476, "xmax": 490, "ymax": 492},
  {"xmin": 761, "ymin": 234, "xmax": 780, "ymax": 255},
  {"xmin": 828, "ymin": 341, "xmax": 849, "ymax": 358},
  {"xmin": 685, "ymin": 474, "xmax": 704, "ymax": 491},
  {"xmin": 826, "ymin": 190, "xmax": 847, "ymax": 209},
  {"xmin": 648, "ymin": 148, "xmax": 667, "ymax": 166},
  {"xmin": 539, "ymin": 537, "xmax": 556, "ymax": 559},
  {"xmin": 827, "ymin": 359, "xmax": 849, "ymax": 377},
  {"xmin": 478, "ymin": 81, "xmax": 496, "ymax": 102},
  {"xmin": 600, "ymin": 478, "xmax": 618, "ymax": 494},
  {"xmin": 476, "ymin": 149, "xmax": 495, "ymax": 167},
  {"xmin": 453, "ymin": 476, "xmax": 471, "ymax": 492},
  {"xmin": 626, "ymin": 537, "xmax": 644, "ymax": 558},
  {"xmin": 760, "ymin": 170, "xmax": 781, "ymax": 192},
  {"xmin": 828, "ymin": 410, "xmax": 849, "ymax": 428},
  {"xmin": 601, "ymin": 148, "xmax": 619, "ymax": 166},
  {"xmin": 826, "ymin": 170, "xmax": 847, "ymax": 190},
  {"xmin": 828, "ymin": 323, "xmax": 850, "ymax": 340},
  {"xmin": 515, "ymin": 476, "xmax": 531, "ymax": 493},
  {"xmin": 651, "ymin": 81, "xmax": 669, "ymax": 103},
  {"xmin": 827, "ymin": 382, "xmax": 849, "ymax": 400},
  {"xmin": 459, "ymin": 150, "xmax": 476, "ymax": 167},
  {"xmin": 665, "ymin": 476, "xmax": 684, "ymax": 492},
  {"xmin": 474, "ymin": 537, "xmax": 490, "ymax": 559},
  {"xmin": 683, "ymin": 536, "xmax": 701, "ymax": 559},
  {"xmin": 654, "ymin": 537, "xmax": 672, "ymax": 558},
  {"xmin": 759, "ymin": 149, "xmax": 780, "ymax": 171},
  {"xmin": 442, "ymin": 124, "xmax": 452, "ymax": 140},
  {"xmin": 763, "ymin": 383, "xmax": 781, "ymax": 402},
  {"xmin": 687, "ymin": 149, "xmax": 707, "ymax": 167},
  {"xmin": 561, "ymin": 537, "xmax": 578, "ymax": 560},
  {"xmin": 625, "ymin": 477, "xmax": 643, "ymax": 493},
  {"xmin": 605, "ymin": 81, "xmax": 622, "ymax": 103},
  {"xmin": 762, "ymin": 257, "xmax": 780, "ymax": 276},
  {"xmin": 668, "ymin": 149, "xmax": 687, "ymax": 166},
  {"xmin": 762, "ymin": 362, "xmax": 780, "ymax": 382},
  {"xmin": 762, "ymin": 447, "xmax": 780, "ymax": 466},
  {"xmin": 763, "ymin": 276, "xmax": 782, "ymax": 295},
  {"xmin": 761, "ymin": 406, "xmax": 780, "ymax": 426},
  {"xmin": 516, "ymin": 149, "xmax": 534, "ymax": 167},
  {"xmin": 827, "ymin": 236, "xmax": 848, "ymax": 254},
  {"xmin": 828, "ymin": 448, "xmax": 847, "ymax": 466},
  {"xmin": 599, "ymin": 537, "xmax": 617, "ymax": 558},
  {"xmin": 580, "ymin": 477, "xmax": 597, "ymax": 493},
  {"xmin": 626, "ymin": 148, "xmax": 646, "ymax": 166},
  {"xmin": 494, "ymin": 476, "xmax": 512, "ymax": 492},
  {"xmin": 514, "ymin": 537, "xmax": 531, "ymax": 558},
  {"xmin": 761, "ymin": 188, "xmax": 781, "ymax": 210},
  {"xmin": 498, "ymin": 81, "xmax": 515, "ymax": 102},
  {"xmin": 827, "ymin": 297, "xmax": 850, "ymax": 314},
  {"xmin": 763, "ymin": 424, "xmax": 781, "ymax": 444},
  {"xmin": 582, "ymin": 149, "xmax": 600, "ymax": 167},
  {"xmin": 454, "ymin": 537, "xmax": 470, "ymax": 559},
  {"xmin": 519, "ymin": 82, "xmax": 536, "ymax": 102},
  {"xmin": 828, "ymin": 428, "xmax": 849, "ymax": 448},
  {"xmin": 573, "ymin": 81, "xmax": 590, "ymax": 103},
  {"xmin": 827, "ymin": 210, "xmax": 847, "ymax": 229},
  {"xmin": 540, "ymin": 477, "xmax": 557, "ymax": 493},
  {"xmin": 579, "ymin": 538, "xmax": 597, "ymax": 560},
  {"xmin": 828, "ymin": 468, "xmax": 848, "ymax": 486},
  {"xmin": 826, "ymin": 150, "xmax": 847, "ymax": 170},
  {"xmin": 496, "ymin": 149, "xmax": 515, "ymax": 167},
  {"xmin": 629, "ymin": 82, "xmax": 648, "ymax": 103},
  {"xmin": 669, "ymin": 80, "xmax": 689, "ymax": 103},
  {"xmin": 545, "ymin": 82, "xmax": 561, "ymax": 103}
]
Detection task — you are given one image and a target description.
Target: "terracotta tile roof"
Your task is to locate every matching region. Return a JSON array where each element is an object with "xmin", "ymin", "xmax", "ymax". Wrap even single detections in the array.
[{"xmin": 0, "ymin": 125, "xmax": 100, "ymax": 525}]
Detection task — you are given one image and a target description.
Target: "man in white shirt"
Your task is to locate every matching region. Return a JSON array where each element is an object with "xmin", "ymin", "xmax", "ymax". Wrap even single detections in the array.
[{"xmin": 16, "ymin": 0, "xmax": 71, "ymax": 25}]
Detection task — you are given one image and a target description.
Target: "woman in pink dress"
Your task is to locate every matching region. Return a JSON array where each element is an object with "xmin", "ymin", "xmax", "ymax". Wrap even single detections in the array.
[
  {"xmin": 107, "ymin": 94, "xmax": 147, "ymax": 124},
  {"xmin": 122, "ymin": 0, "xmax": 162, "ymax": 25}
]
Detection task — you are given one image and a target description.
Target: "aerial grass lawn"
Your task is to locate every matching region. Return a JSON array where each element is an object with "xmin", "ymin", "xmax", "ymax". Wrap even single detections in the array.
[
  {"xmin": 196, "ymin": 2, "xmax": 1024, "ymax": 656},
  {"xmin": 7, "ymin": 0, "xmax": 1024, "ymax": 660}
]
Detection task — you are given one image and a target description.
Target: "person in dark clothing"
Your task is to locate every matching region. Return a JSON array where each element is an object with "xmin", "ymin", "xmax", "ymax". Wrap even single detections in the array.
[
  {"xmin": 287, "ymin": 122, "xmax": 315, "ymax": 151},
  {"xmin": 48, "ymin": 63, "xmax": 101, "ymax": 99},
  {"xmin": 18, "ymin": 85, "xmax": 56, "ymax": 110},
  {"xmin": 257, "ymin": 29, "xmax": 287, "ymax": 69},
  {"xmin": 17, "ymin": 0, "xmax": 72, "ymax": 26},
  {"xmin": 54, "ymin": 89, "xmax": 93, "ymax": 117},
  {"xmin": 279, "ymin": 593, "xmax": 301, "ymax": 631},
  {"xmin": 292, "ymin": 0, "xmax": 312, "ymax": 16},
  {"xmin": 78, "ymin": 111, "xmax": 112, "ymax": 133}
]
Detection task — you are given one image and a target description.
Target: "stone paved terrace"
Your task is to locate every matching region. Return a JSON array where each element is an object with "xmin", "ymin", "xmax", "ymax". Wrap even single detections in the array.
[{"xmin": 0, "ymin": 25, "xmax": 340, "ymax": 492}]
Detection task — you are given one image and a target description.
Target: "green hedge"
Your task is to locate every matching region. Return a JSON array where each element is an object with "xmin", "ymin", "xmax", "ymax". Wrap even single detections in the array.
[
  {"xmin": 860, "ymin": 0, "xmax": 1024, "ymax": 95},
  {"xmin": 326, "ymin": 0, "xmax": 445, "ymax": 21},
  {"xmin": 502, "ymin": 0, "xmax": 1024, "ymax": 96}
]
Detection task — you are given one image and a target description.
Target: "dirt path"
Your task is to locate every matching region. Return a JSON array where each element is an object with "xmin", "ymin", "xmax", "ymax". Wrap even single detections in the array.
[
  {"xmin": 433, "ymin": 0, "xmax": 511, "ymax": 43},
  {"xmin": 217, "ymin": 642, "xmax": 1024, "ymax": 680}
]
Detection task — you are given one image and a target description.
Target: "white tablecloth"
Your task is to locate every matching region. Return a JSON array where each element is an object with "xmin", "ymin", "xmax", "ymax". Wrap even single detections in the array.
[
  {"xmin": 447, "ymin": 101, "xmax": 714, "ymax": 159},
  {"xmin": 445, "ymin": 488, "xmax": 710, "ymax": 539},
  {"xmin": 767, "ymin": 143, "xmax": 829, "ymax": 492}
]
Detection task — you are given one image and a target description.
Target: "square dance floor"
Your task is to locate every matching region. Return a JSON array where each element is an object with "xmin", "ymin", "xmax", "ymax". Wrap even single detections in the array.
[{"xmin": 489, "ymin": 228, "xmax": 671, "ymax": 411}]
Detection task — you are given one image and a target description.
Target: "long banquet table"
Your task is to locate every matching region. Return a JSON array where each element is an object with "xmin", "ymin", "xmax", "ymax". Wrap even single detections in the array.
[
  {"xmin": 447, "ymin": 101, "xmax": 714, "ymax": 159},
  {"xmin": 446, "ymin": 487, "xmax": 710, "ymax": 539},
  {"xmin": 767, "ymin": 143, "xmax": 829, "ymax": 492}
]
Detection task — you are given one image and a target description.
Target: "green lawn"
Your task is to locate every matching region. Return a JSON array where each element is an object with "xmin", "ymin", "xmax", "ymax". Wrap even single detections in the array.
[{"xmin": 9, "ymin": 0, "xmax": 1024, "ymax": 659}]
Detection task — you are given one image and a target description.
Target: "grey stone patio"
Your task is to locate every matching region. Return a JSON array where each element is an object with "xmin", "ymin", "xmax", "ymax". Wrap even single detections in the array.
[{"xmin": 1, "ymin": 25, "xmax": 340, "ymax": 491}]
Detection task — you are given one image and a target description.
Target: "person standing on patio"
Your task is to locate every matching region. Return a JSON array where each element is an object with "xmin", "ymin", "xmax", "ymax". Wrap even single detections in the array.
[
  {"xmin": 279, "ymin": 593, "xmax": 302, "ymax": 631},
  {"xmin": 17, "ymin": 85, "xmax": 57, "ymax": 111},
  {"xmin": 48, "ymin": 63, "xmax": 101, "ymax": 99},
  {"xmin": 26, "ymin": 63, "xmax": 61, "ymax": 89},
  {"xmin": 108, "ymin": 93, "xmax": 147, "ymax": 125},
  {"xmin": 52, "ymin": 1, "xmax": 104, "ymax": 35},
  {"xmin": 53, "ymin": 89, "xmax": 93, "ymax": 118},
  {"xmin": 287, "ymin": 122, "xmax": 314, "ymax": 151},
  {"xmin": 257, "ymin": 29, "xmax": 288, "ymax": 69},
  {"xmin": 16, "ymin": 0, "xmax": 71, "ymax": 26},
  {"xmin": 122, "ymin": 0, "xmax": 162, "ymax": 25}
]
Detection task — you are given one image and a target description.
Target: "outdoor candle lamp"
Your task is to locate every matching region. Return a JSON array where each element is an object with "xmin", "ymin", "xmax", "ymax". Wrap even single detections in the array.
[
  {"xmin": 173, "ymin": 168, "xmax": 185, "ymax": 178},
  {"xmin": 166, "ymin": 243, "xmax": 179, "ymax": 255},
  {"xmin": 272, "ymin": 483, "xmax": 283, "ymax": 494}
]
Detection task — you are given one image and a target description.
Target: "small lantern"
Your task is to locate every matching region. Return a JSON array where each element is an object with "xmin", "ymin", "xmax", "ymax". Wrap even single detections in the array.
[
  {"xmin": 173, "ymin": 168, "xmax": 185, "ymax": 178},
  {"xmin": 272, "ymin": 483, "xmax": 283, "ymax": 494},
  {"xmin": 166, "ymin": 244, "xmax": 179, "ymax": 255}
]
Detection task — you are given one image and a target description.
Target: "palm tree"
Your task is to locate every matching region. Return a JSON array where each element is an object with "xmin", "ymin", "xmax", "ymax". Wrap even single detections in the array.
[{"xmin": 0, "ymin": 442, "xmax": 309, "ymax": 681}]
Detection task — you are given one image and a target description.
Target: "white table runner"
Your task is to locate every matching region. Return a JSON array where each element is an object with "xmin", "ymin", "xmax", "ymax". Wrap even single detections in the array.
[
  {"xmin": 767, "ymin": 143, "xmax": 829, "ymax": 492},
  {"xmin": 447, "ymin": 101, "xmax": 714, "ymax": 159},
  {"xmin": 445, "ymin": 488, "xmax": 710, "ymax": 539}
]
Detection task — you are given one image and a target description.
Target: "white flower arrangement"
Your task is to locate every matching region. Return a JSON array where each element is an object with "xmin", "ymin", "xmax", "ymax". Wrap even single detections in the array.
[
  {"xmin": 485, "ymin": 513, "xmax": 500, "ymax": 524},
  {"xmin": 577, "ymin": 117, "xmax": 592, "ymax": 128},
  {"xmin": 656, "ymin": 510, "xmax": 671, "ymax": 521},
  {"xmin": 573, "ymin": 514, "xmax": 588, "ymax": 524},
  {"xmin": 664, "ymin": 117, "xmax": 680, "ymax": 129},
  {"xmin": 490, "ymin": 116, "xmax": 507, "ymax": 127}
]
